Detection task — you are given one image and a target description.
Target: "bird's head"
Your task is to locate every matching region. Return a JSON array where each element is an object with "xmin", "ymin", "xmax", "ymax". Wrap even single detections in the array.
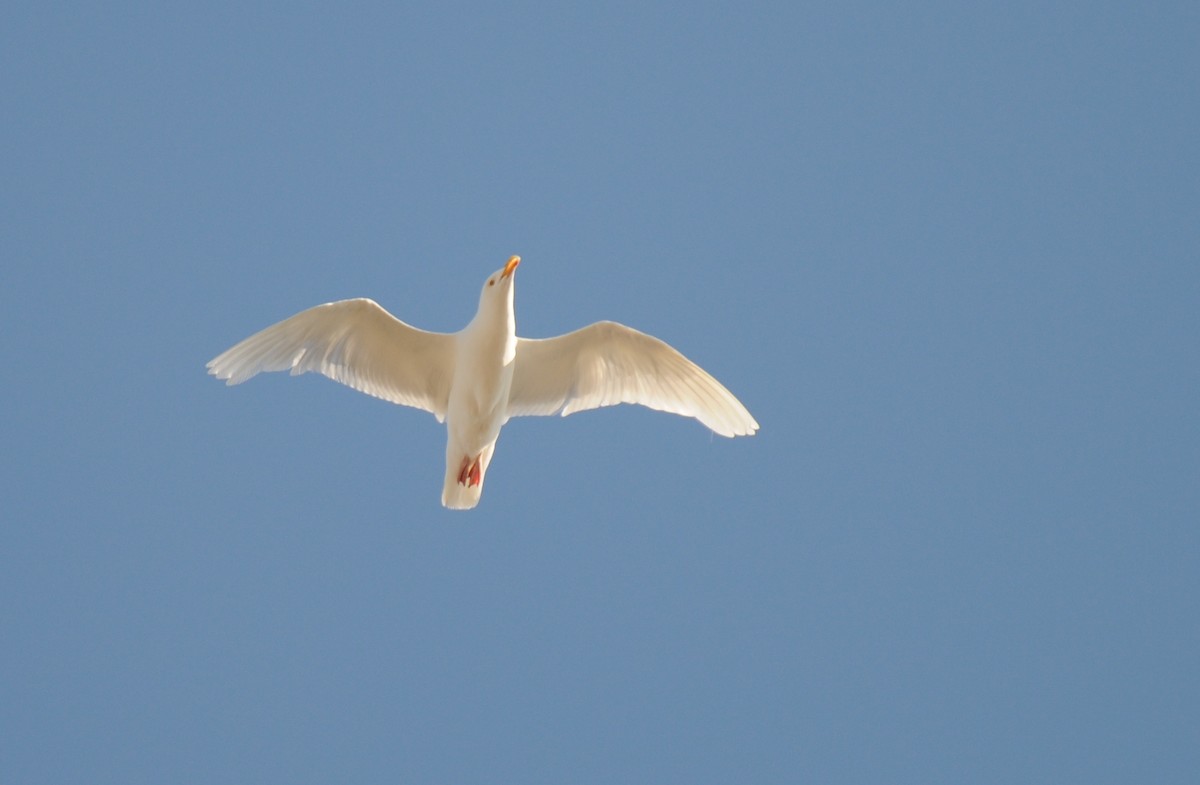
[{"xmin": 477, "ymin": 254, "xmax": 520, "ymax": 311}]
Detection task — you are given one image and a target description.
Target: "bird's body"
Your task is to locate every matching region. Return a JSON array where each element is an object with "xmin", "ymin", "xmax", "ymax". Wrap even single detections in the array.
[
  {"xmin": 207, "ymin": 256, "xmax": 758, "ymax": 509},
  {"xmin": 441, "ymin": 263, "xmax": 518, "ymax": 507}
]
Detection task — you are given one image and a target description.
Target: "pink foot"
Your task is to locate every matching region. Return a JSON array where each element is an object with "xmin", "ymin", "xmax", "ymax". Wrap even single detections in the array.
[{"xmin": 457, "ymin": 454, "xmax": 482, "ymax": 487}]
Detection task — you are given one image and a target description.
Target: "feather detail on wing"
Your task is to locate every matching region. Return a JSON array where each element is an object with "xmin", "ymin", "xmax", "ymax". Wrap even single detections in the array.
[
  {"xmin": 207, "ymin": 298, "xmax": 455, "ymax": 421},
  {"xmin": 506, "ymin": 321, "xmax": 758, "ymax": 437}
]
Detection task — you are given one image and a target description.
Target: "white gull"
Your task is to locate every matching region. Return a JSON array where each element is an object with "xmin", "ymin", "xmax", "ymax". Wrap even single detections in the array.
[{"xmin": 207, "ymin": 256, "xmax": 758, "ymax": 509}]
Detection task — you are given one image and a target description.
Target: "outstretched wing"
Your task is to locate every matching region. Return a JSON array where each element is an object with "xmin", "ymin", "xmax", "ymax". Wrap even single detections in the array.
[
  {"xmin": 207, "ymin": 298, "xmax": 455, "ymax": 421},
  {"xmin": 506, "ymin": 321, "xmax": 758, "ymax": 437}
]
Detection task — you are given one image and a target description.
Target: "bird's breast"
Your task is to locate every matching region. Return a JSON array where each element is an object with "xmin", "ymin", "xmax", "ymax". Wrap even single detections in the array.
[{"xmin": 447, "ymin": 347, "xmax": 514, "ymax": 450}]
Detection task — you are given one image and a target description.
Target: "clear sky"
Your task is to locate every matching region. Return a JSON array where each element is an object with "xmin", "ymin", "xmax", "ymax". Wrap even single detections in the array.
[{"xmin": 2, "ymin": 2, "xmax": 1197, "ymax": 783}]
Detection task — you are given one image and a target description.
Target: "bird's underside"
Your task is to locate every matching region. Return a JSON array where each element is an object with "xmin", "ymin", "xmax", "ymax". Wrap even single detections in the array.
[{"xmin": 207, "ymin": 256, "xmax": 758, "ymax": 510}]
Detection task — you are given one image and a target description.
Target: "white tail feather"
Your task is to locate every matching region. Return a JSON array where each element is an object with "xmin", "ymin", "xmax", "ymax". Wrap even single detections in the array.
[{"xmin": 442, "ymin": 471, "xmax": 483, "ymax": 509}]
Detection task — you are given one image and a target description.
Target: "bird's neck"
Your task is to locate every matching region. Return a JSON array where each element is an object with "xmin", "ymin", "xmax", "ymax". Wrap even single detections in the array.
[{"xmin": 465, "ymin": 300, "xmax": 516, "ymax": 365}]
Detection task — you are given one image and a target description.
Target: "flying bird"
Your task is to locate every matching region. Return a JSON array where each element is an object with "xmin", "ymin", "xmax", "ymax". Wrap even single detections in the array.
[{"xmin": 207, "ymin": 256, "xmax": 758, "ymax": 509}]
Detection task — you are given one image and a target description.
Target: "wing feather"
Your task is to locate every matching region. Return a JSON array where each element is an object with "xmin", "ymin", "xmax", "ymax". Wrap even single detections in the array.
[
  {"xmin": 207, "ymin": 298, "xmax": 455, "ymax": 421},
  {"xmin": 506, "ymin": 321, "xmax": 758, "ymax": 437}
]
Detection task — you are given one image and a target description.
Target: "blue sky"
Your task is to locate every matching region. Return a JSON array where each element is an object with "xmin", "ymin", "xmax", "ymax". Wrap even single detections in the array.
[{"xmin": 2, "ymin": 1, "xmax": 1197, "ymax": 782}]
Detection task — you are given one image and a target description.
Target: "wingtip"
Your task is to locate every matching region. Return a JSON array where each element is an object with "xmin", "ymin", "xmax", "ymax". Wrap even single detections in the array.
[
  {"xmin": 205, "ymin": 361, "xmax": 229, "ymax": 382},
  {"xmin": 206, "ymin": 360, "xmax": 243, "ymax": 385},
  {"xmin": 720, "ymin": 425, "xmax": 759, "ymax": 438}
]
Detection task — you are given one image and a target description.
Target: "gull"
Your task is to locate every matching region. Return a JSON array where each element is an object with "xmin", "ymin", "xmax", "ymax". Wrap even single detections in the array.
[{"xmin": 207, "ymin": 256, "xmax": 758, "ymax": 509}]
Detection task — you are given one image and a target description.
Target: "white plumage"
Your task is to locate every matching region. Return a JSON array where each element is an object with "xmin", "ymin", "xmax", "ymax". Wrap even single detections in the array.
[{"xmin": 207, "ymin": 256, "xmax": 758, "ymax": 509}]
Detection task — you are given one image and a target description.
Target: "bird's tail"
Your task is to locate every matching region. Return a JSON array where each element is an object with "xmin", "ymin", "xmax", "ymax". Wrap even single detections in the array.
[{"xmin": 442, "ymin": 472, "xmax": 483, "ymax": 509}]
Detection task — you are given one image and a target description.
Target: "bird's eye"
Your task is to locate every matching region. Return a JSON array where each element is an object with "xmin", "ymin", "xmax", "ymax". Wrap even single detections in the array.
[{"xmin": 488, "ymin": 279, "xmax": 495, "ymax": 287}]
